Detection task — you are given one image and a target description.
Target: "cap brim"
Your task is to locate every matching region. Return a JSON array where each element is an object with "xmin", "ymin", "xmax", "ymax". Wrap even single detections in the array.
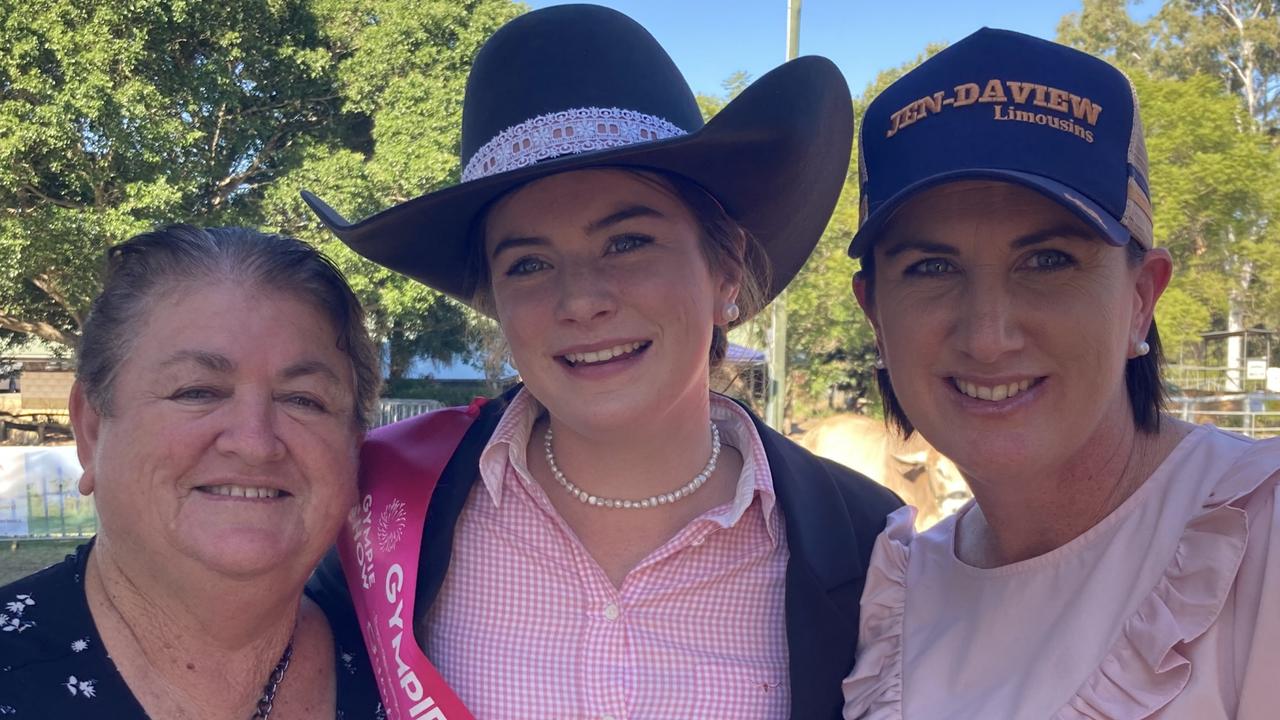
[
  {"xmin": 304, "ymin": 55, "xmax": 853, "ymax": 318},
  {"xmin": 847, "ymin": 169, "xmax": 1130, "ymax": 259}
]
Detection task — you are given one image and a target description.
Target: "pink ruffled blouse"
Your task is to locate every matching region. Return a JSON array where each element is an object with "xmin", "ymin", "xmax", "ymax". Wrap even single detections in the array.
[{"xmin": 842, "ymin": 426, "xmax": 1280, "ymax": 719}]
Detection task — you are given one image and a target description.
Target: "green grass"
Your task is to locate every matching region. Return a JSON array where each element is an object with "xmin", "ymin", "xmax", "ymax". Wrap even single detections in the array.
[
  {"xmin": 0, "ymin": 539, "xmax": 82, "ymax": 586},
  {"xmin": 22, "ymin": 508, "xmax": 98, "ymax": 537}
]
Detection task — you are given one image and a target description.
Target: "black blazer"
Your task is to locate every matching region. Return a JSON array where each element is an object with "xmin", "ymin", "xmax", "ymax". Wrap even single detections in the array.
[{"xmin": 310, "ymin": 391, "xmax": 901, "ymax": 719}]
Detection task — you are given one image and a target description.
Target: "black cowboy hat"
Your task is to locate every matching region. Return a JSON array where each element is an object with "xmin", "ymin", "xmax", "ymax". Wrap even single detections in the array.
[{"xmin": 302, "ymin": 3, "xmax": 853, "ymax": 314}]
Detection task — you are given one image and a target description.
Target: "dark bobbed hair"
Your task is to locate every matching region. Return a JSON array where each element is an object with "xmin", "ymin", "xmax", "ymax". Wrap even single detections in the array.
[
  {"xmin": 469, "ymin": 167, "xmax": 771, "ymax": 368},
  {"xmin": 77, "ymin": 225, "xmax": 381, "ymax": 429},
  {"xmin": 858, "ymin": 239, "xmax": 1165, "ymax": 437}
]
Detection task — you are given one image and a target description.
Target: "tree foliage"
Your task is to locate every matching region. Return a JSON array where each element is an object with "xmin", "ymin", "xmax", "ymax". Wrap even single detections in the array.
[
  {"xmin": 782, "ymin": 48, "xmax": 943, "ymax": 417},
  {"xmin": 0, "ymin": 0, "xmax": 523, "ymax": 382},
  {"xmin": 261, "ymin": 0, "xmax": 523, "ymax": 380},
  {"xmin": 1059, "ymin": 0, "xmax": 1280, "ymax": 361},
  {"xmin": 0, "ymin": 0, "xmax": 342, "ymax": 346}
]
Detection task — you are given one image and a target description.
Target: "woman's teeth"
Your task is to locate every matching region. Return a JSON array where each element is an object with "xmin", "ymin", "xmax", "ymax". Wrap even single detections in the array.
[
  {"xmin": 954, "ymin": 378, "xmax": 1032, "ymax": 401},
  {"xmin": 201, "ymin": 485, "xmax": 282, "ymax": 499},
  {"xmin": 564, "ymin": 342, "xmax": 646, "ymax": 366}
]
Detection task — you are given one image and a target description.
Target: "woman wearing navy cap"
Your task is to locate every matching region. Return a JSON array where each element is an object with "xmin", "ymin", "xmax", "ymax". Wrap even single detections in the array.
[
  {"xmin": 304, "ymin": 5, "xmax": 900, "ymax": 718},
  {"xmin": 842, "ymin": 28, "xmax": 1280, "ymax": 719}
]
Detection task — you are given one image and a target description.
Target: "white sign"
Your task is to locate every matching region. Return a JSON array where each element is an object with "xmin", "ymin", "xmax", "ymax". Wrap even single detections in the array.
[
  {"xmin": 1247, "ymin": 359, "xmax": 1268, "ymax": 381},
  {"xmin": 0, "ymin": 446, "xmax": 84, "ymax": 537}
]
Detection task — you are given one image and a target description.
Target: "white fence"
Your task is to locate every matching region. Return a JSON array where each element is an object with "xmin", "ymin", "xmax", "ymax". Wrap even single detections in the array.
[
  {"xmin": 377, "ymin": 398, "xmax": 444, "ymax": 426},
  {"xmin": 0, "ymin": 399, "xmax": 446, "ymax": 539},
  {"xmin": 0, "ymin": 446, "xmax": 90, "ymax": 538},
  {"xmin": 1169, "ymin": 394, "xmax": 1280, "ymax": 439}
]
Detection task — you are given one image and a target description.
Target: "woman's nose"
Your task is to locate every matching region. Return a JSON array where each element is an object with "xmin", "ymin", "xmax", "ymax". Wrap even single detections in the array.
[
  {"xmin": 954, "ymin": 278, "xmax": 1024, "ymax": 364},
  {"xmin": 214, "ymin": 394, "xmax": 287, "ymax": 465},
  {"xmin": 555, "ymin": 260, "xmax": 617, "ymax": 324}
]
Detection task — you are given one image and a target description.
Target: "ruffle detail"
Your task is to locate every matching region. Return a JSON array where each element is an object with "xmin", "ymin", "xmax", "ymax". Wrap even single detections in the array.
[
  {"xmin": 1052, "ymin": 480, "xmax": 1251, "ymax": 719},
  {"xmin": 842, "ymin": 505, "xmax": 915, "ymax": 719}
]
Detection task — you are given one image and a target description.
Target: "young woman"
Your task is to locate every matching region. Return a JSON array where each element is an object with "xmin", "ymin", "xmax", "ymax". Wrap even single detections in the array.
[{"xmin": 304, "ymin": 5, "xmax": 900, "ymax": 718}]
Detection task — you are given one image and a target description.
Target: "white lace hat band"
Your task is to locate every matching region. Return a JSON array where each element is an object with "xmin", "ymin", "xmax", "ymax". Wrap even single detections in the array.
[{"xmin": 461, "ymin": 107, "xmax": 688, "ymax": 183}]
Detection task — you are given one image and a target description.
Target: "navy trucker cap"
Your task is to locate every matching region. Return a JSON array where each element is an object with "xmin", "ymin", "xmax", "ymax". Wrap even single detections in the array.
[{"xmin": 848, "ymin": 28, "xmax": 1153, "ymax": 258}]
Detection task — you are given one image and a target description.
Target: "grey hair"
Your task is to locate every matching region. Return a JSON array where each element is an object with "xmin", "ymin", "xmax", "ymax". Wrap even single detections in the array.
[{"xmin": 76, "ymin": 225, "xmax": 381, "ymax": 429}]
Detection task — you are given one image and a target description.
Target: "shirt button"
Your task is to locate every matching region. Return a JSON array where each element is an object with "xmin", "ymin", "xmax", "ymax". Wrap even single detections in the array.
[
  {"xmin": 602, "ymin": 715, "xmax": 617, "ymax": 720},
  {"xmin": 691, "ymin": 536, "xmax": 705, "ymax": 547},
  {"xmin": 603, "ymin": 603, "xmax": 620, "ymax": 621}
]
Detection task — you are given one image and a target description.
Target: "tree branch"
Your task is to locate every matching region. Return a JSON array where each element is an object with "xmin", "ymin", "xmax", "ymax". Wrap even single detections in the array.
[
  {"xmin": 225, "ymin": 95, "xmax": 340, "ymax": 121},
  {"xmin": 208, "ymin": 130, "xmax": 294, "ymax": 208},
  {"xmin": 210, "ymin": 102, "xmax": 227, "ymax": 157},
  {"xmin": 18, "ymin": 185, "xmax": 87, "ymax": 210},
  {"xmin": 1215, "ymin": 0, "xmax": 1244, "ymax": 29},
  {"xmin": 30, "ymin": 274, "xmax": 84, "ymax": 328},
  {"xmin": 0, "ymin": 314, "xmax": 78, "ymax": 348}
]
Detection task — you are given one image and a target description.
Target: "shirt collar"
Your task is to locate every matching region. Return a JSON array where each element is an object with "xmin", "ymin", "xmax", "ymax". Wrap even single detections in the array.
[{"xmin": 477, "ymin": 388, "xmax": 780, "ymax": 544}]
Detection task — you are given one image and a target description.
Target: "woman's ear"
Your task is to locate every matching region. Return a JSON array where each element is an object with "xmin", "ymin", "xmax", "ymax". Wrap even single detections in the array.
[
  {"xmin": 1131, "ymin": 247, "xmax": 1173, "ymax": 343},
  {"xmin": 69, "ymin": 381, "xmax": 100, "ymax": 496},
  {"xmin": 853, "ymin": 272, "xmax": 879, "ymax": 331},
  {"xmin": 716, "ymin": 273, "xmax": 742, "ymax": 326},
  {"xmin": 853, "ymin": 271, "xmax": 887, "ymax": 357}
]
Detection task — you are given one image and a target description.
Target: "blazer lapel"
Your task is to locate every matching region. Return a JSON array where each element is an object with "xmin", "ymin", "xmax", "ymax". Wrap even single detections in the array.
[
  {"xmin": 414, "ymin": 392, "xmax": 511, "ymax": 614},
  {"xmin": 748, "ymin": 409, "xmax": 895, "ymax": 720}
]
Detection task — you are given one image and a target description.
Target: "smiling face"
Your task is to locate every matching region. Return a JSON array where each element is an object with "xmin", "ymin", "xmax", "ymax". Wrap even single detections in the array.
[
  {"xmin": 72, "ymin": 281, "xmax": 360, "ymax": 582},
  {"xmin": 854, "ymin": 181, "xmax": 1170, "ymax": 480},
  {"xmin": 483, "ymin": 168, "xmax": 739, "ymax": 433}
]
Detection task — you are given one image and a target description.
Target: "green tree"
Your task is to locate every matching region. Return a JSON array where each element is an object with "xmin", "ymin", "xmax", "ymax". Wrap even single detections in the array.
[
  {"xmin": 1059, "ymin": 1, "xmax": 1280, "ymax": 367},
  {"xmin": 1148, "ymin": 0, "xmax": 1280, "ymax": 130},
  {"xmin": 1057, "ymin": 0, "xmax": 1153, "ymax": 66},
  {"xmin": 783, "ymin": 48, "xmax": 943, "ymax": 418},
  {"xmin": 1133, "ymin": 72, "xmax": 1280, "ymax": 354},
  {"xmin": 0, "ymin": 0, "xmax": 523, "ymax": 384},
  {"xmin": 695, "ymin": 70, "xmax": 751, "ymax": 121},
  {"xmin": 263, "ymin": 0, "xmax": 524, "ymax": 382},
  {"xmin": 0, "ymin": 0, "xmax": 342, "ymax": 347}
]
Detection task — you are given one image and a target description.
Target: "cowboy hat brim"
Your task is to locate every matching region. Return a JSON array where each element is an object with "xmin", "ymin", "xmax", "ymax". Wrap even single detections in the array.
[{"xmin": 302, "ymin": 55, "xmax": 853, "ymax": 312}]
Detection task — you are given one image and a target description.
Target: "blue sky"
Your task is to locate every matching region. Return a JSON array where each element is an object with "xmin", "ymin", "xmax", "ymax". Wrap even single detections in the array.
[{"xmin": 525, "ymin": 1, "xmax": 1152, "ymax": 98}]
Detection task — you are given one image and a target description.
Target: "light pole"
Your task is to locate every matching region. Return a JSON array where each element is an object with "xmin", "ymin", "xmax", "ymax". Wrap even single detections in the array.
[{"xmin": 765, "ymin": 0, "xmax": 801, "ymax": 431}]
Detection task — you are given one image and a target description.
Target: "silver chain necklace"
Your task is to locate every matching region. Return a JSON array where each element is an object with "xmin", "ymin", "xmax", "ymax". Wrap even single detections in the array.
[
  {"xmin": 543, "ymin": 422, "xmax": 720, "ymax": 509},
  {"xmin": 249, "ymin": 637, "xmax": 294, "ymax": 720}
]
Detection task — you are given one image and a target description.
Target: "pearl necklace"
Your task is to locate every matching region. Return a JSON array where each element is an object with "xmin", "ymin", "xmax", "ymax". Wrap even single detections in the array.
[{"xmin": 543, "ymin": 422, "xmax": 721, "ymax": 509}]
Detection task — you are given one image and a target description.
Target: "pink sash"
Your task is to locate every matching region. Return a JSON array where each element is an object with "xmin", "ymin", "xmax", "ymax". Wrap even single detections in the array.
[{"xmin": 338, "ymin": 400, "xmax": 485, "ymax": 720}]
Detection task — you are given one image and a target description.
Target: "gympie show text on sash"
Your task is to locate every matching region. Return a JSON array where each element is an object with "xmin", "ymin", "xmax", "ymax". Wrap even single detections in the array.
[{"xmin": 340, "ymin": 404, "xmax": 480, "ymax": 720}]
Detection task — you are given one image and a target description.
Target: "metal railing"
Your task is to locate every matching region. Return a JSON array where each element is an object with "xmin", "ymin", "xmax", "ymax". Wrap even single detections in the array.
[
  {"xmin": 1165, "ymin": 364, "xmax": 1275, "ymax": 394},
  {"xmin": 376, "ymin": 398, "xmax": 444, "ymax": 427},
  {"xmin": 1169, "ymin": 400, "xmax": 1280, "ymax": 439}
]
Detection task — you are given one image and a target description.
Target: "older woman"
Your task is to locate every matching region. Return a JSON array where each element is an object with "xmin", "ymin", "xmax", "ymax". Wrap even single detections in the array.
[
  {"xmin": 303, "ymin": 5, "xmax": 900, "ymax": 718},
  {"xmin": 841, "ymin": 29, "xmax": 1280, "ymax": 719},
  {"xmin": 0, "ymin": 226, "xmax": 381, "ymax": 718}
]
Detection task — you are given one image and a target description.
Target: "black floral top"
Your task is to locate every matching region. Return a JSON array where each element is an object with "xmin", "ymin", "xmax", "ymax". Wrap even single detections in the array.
[{"xmin": 0, "ymin": 542, "xmax": 383, "ymax": 718}]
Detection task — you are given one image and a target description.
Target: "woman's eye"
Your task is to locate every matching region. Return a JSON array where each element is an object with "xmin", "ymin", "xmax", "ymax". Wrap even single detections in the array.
[
  {"xmin": 505, "ymin": 257, "xmax": 549, "ymax": 276},
  {"xmin": 283, "ymin": 394, "xmax": 326, "ymax": 412},
  {"xmin": 170, "ymin": 387, "xmax": 220, "ymax": 403},
  {"xmin": 1025, "ymin": 249, "xmax": 1075, "ymax": 270},
  {"xmin": 906, "ymin": 258, "xmax": 956, "ymax": 276},
  {"xmin": 607, "ymin": 234, "xmax": 652, "ymax": 254}
]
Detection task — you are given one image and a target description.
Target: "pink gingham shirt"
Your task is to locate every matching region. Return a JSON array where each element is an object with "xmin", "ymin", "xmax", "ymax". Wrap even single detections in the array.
[{"xmin": 421, "ymin": 389, "xmax": 790, "ymax": 719}]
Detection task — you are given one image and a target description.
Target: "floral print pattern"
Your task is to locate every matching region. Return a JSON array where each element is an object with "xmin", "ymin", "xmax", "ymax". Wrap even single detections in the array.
[{"xmin": 0, "ymin": 541, "xmax": 381, "ymax": 717}]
